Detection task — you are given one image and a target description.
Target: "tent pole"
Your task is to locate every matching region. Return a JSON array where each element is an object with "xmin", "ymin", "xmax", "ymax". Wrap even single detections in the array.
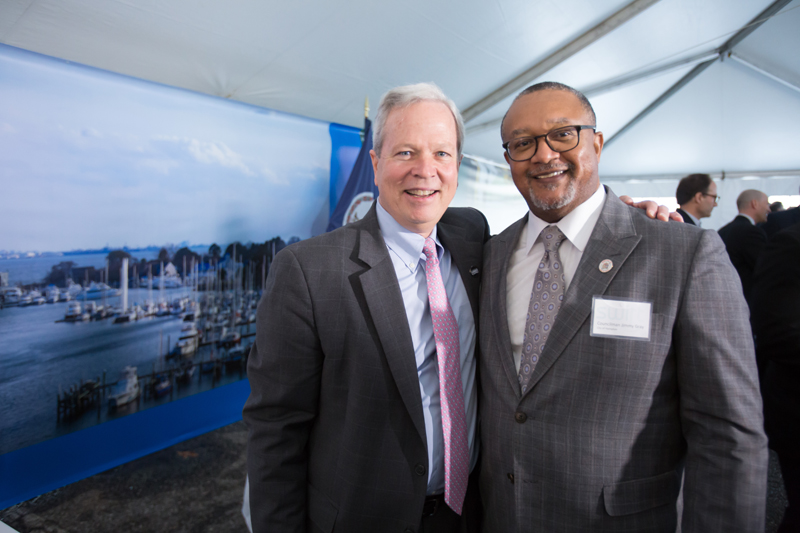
[
  {"xmin": 604, "ymin": 58, "xmax": 716, "ymax": 148},
  {"xmin": 716, "ymin": 0, "xmax": 795, "ymax": 53},
  {"xmin": 728, "ymin": 52, "xmax": 800, "ymax": 95},
  {"xmin": 604, "ymin": 0, "xmax": 795, "ymax": 148},
  {"xmin": 460, "ymin": 0, "xmax": 662, "ymax": 123},
  {"xmin": 580, "ymin": 51, "xmax": 720, "ymax": 97},
  {"xmin": 465, "ymin": 50, "xmax": 719, "ymax": 136}
]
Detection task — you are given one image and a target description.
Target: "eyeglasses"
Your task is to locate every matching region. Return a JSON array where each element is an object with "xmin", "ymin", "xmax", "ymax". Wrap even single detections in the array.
[
  {"xmin": 702, "ymin": 193, "xmax": 721, "ymax": 202},
  {"xmin": 502, "ymin": 125, "xmax": 596, "ymax": 162}
]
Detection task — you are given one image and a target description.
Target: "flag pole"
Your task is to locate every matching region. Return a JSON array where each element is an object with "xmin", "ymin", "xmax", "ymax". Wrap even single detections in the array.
[{"xmin": 361, "ymin": 96, "xmax": 370, "ymax": 142}]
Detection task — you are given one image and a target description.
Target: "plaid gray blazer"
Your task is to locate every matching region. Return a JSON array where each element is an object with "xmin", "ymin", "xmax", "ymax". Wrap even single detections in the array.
[
  {"xmin": 479, "ymin": 188, "xmax": 768, "ymax": 532},
  {"xmin": 243, "ymin": 204, "xmax": 489, "ymax": 533}
]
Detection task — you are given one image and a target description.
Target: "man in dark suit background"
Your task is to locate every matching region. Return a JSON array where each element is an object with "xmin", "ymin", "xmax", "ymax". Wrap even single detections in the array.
[
  {"xmin": 675, "ymin": 173, "xmax": 718, "ymax": 226},
  {"xmin": 717, "ymin": 189, "xmax": 770, "ymax": 306},
  {"xmin": 479, "ymin": 81, "xmax": 767, "ymax": 532},
  {"xmin": 750, "ymin": 220, "xmax": 800, "ymax": 532},
  {"xmin": 762, "ymin": 186, "xmax": 800, "ymax": 239},
  {"xmin": 243, "ymin": 83, "xmax": 488, "ymax": 532}
]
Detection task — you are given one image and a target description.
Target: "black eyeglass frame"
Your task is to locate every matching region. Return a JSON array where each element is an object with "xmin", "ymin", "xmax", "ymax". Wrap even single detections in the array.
[
  {"xmin": 502, "ymin": 125, "xmax": 596, "ymax": 162},
  {"xmin": 701, "ymin": 192, "xmax": 721, "ymax": 202}
]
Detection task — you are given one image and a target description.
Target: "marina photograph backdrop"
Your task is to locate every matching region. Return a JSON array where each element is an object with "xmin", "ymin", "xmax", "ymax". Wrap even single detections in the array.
[{"xmin": 0, "ymin": 43, "xmax": 335, "ymax": 456}]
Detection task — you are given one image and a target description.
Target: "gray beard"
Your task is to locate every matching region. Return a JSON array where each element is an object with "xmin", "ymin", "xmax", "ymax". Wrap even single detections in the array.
[{"xmin": 528, "ymin": 177, "xmax": 577, "ymax": 211}]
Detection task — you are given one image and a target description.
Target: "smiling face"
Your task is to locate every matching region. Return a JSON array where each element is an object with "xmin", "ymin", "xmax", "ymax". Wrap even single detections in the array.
[
  {"xmin": 370, "ymin": 100, "xmax": 460, "ymax": 237},
  {"xmin": 502, "ymin": 89, "xmax": 603, "ymax": 223}
]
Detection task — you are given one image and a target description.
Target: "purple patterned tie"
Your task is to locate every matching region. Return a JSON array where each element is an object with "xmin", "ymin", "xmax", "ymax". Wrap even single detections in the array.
[
  {"xmin": 518, "ymin": 225, "xmax": 566, "ymax": 394},
  {"xmin": 423, "ymin": 237, "xmax": 469, "ymax": 515}
]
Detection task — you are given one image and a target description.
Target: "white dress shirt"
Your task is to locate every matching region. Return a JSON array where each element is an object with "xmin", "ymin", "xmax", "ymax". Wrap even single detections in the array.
[
  {"xmin": 376, "ymin": 201, "xmax": 479, "ymax": 495},
  {"xmin": 506, "ymin": 185, "xmax": 606, "ymax": 372}
]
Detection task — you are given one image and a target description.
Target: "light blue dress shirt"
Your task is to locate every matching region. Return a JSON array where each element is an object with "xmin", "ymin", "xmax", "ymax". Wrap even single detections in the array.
[{"xmin": 376, "ymin": 202, "xmax": 479, "ymax": 495}]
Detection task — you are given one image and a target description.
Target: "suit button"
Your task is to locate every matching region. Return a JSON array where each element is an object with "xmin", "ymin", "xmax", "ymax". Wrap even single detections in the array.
[
  {"xmin": 515, "ymin": 411, "xmax": 527, "ymax": 423},
  {"xmin": 507, "ymin": 473, "xmax": 514, "ymax": 484},
  {"xmin": 415, "ymin": 463, "xmax": 426, "ymax": 476}
]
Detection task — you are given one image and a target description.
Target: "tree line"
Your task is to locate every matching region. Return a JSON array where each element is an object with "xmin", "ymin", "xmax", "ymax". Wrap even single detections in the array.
[{"xmin": 43, "ymin": 236, "xmax": 298, "ymax": 289}]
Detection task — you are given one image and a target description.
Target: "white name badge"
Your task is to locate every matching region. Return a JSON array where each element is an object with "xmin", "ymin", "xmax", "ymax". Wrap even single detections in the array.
[{"xmin": 590, "ymin": 296, "xmax": 652, "ymax": 341}]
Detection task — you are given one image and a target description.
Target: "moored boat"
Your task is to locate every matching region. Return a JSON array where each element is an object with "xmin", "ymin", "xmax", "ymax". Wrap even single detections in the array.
[
  {"xmin": 175, "ymin": 361, "xmax": 196, "ymax": 384},
  {"xmin": 152, "ymin": 373, "xmax": 173, "ymax": 398},
  {"xmin": 64, "ymin": 301, "xmax": 88, "ymax": 321},
  {"xmin": 46, "ymin": 285, "xmax": 60, "ymax": 303},
  {"xmin": 1, "ymin": 287, "xmax": 23, "ymax": 306},
  {"xmin": 108, "ymin": 366, "xmax": 139, "ymax": 409}
]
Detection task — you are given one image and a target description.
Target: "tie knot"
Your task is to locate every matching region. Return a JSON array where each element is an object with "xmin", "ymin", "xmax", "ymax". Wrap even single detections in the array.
[
  {"xmin": 540, "ymin": 225, "xmax": 566, "ymax": 252},
  {"xmin": 423, "ymin": 237, "xmax": 438, "ymax": 261}
]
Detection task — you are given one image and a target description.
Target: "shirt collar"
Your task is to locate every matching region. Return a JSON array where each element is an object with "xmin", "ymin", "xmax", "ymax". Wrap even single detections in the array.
[
  {"xmin": 739, "ymin": 213, "xmax": 755, "ymax": 225},
  {"xmin": 376, "ymin": 200, "xmax": 442, "ymax": 273},
  {"xmin": 682, "ymin": 209, "xmax": 700, "ymax": 226},
  {"xmin": 525, "ymin": 184, "xmax": 606, "ymax": 253}
]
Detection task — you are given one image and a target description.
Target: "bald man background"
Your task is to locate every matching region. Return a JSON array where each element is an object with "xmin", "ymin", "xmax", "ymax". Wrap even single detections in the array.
[{"xmin": 717, "ymin": 189, "xmax": 770, "ymax": 307}]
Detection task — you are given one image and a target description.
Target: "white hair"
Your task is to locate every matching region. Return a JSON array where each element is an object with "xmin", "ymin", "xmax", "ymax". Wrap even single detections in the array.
[{"xmin": 372, "ymin": 82, "xmax": 464, "ymax": 158}]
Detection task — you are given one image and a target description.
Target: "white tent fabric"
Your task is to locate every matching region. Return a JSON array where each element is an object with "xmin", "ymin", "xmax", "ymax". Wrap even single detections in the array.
[{"xmin": 1, "ymin": 0, "xmax": 799, "ymax": 230}]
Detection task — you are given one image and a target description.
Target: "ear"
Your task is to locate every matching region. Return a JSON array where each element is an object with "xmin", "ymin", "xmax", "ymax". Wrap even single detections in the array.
[
  {"xmin": 693, "ymin": 191, "xmax": 704, "ymax": 204},
  {"xmin": 503, "ymin": 151, "xmax": 511, "ymax": 166},
  {"xmin": 370, "ymin": 150, "xmax": 379, "ymax": 186},
  {"xmin": 593, "ymin": 130, "xmax": 604, "ymax": 161}
]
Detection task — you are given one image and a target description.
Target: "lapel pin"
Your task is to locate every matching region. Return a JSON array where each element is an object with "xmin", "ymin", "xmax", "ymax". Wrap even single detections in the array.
[
  {"xmin": 470, "ymin": 266, "xmax": 479, "ymax": 276},
  {"xmin": 598, "ymin": 259, "xmax": 613, "ymax": 273}
]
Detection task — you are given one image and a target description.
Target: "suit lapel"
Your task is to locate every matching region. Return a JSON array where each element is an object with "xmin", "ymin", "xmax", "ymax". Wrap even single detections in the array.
[
  {"xmin": 491, "ymin": 216, "xmax": 528, "ymax": 398},
  {"xmin": 354, "ymin": 206, "xmax": 427, "ymax": 444},
  {"xmin": 521, "ymin": 189, "xmax": 642, "ymax": 397},
  {"xmin": 438, "ymin": 218, "xmax": 482, "ymax": 324}
]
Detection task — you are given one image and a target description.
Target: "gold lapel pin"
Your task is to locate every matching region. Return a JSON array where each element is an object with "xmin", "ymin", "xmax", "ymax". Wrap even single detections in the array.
[{"xmin": 599, "ymin": 259, "xmax": 613, "ymax": 273}]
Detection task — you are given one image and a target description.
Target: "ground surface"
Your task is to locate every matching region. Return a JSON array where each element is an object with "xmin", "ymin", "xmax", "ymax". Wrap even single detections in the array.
[
  {"xmin": 0, "ymin": 421, "xmax": 790, "ymax": 532},
  {"xmin": 0, "ymin": 421, "xmax": 249, "ymax": 533}
]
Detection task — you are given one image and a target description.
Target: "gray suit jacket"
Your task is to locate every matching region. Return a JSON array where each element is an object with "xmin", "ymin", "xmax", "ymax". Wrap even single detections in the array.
[
  {"xmin": 479, "ymin": 188, "xmax": 767, "ymax": 532},
  {"xmin": 243, "ymin": 204, "xmax": 489, "ymax": 533}
]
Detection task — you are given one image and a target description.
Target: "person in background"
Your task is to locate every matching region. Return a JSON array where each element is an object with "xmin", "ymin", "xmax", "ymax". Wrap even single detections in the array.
[
  {"xmin": 717, "ymin": 189, "xmax": 769, "ymax": 306},
  {"xmin": 763, "ymin": 186, "xmax": 800, "ymax": 239},
  {"xmin": 479, "ymin": 81, "xmax": 767, "ymax": 532},
  {"xmin": 675, "ymin": 173, "xmax": 718, "ymax": 226},
  {"xmin": 770, "ymin": 201, "xmax": 785, "ymax": 213},
  {"xmin": 750, "ymin": 220, "xmax": 800, "ymax": 532}
]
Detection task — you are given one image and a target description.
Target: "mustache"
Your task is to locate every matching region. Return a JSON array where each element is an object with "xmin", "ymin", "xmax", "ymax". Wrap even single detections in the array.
[{"xmin": 526, "ymin": 162, "xmax": 573, "ymax": 179}]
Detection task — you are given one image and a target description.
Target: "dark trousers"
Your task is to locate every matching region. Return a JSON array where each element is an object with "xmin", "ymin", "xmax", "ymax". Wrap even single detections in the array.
[
  {"xmin": 418, "ymin": 467, "xmax": 481, "ymax": 533},
  {"xmin": 763, "ymin": 363, "xmax": 800, "ymax": 533},
  {"xmin": 776, "ymin": 451, "xmax": 800, "ymax": 533}
]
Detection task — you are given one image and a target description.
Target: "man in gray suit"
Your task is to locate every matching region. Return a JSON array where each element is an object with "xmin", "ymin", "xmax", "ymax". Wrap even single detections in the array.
[
  {"xmin": 243, "ymin": 83, "xmax": 488, "ymax": 532},
  {"xmin": 479, "ymin": 82, "xmax": 768, "ymax": 532}
]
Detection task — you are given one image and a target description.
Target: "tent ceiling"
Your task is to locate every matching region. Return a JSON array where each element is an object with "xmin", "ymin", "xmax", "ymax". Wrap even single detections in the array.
[{"xmin": 1, "ymin": 0, "xmax": 799, "ymax": 175}]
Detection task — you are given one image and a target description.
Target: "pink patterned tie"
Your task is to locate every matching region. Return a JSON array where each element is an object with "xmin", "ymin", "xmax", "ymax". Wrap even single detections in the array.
[{"xmin": 423, "ymin": 237, "xmax": 469, "ymax": 515}]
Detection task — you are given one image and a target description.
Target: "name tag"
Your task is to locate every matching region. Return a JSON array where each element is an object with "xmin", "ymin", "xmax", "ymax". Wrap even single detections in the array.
[{"xmin": 590, "ymin": 296, "xmax": 652, "ymax": 341}]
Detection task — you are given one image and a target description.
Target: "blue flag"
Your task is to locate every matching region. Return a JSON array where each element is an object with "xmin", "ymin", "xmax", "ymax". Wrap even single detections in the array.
[{"xmin": 327, "ymin": 118, "xmax": 379, "ymax": 232}]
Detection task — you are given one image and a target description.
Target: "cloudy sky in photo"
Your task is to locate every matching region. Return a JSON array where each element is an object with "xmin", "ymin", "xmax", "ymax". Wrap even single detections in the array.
[{"xmin": 0, "ymin": 45, "xmax": 332, "ymax": 252}]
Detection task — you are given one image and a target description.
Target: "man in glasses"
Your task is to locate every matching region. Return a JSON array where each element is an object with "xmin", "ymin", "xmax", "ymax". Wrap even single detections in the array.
[
  {"xmin": 243, "ymin": 81, "xmax": 673, "ymax": 533},
  {"xmin": 675, "ymin": 173, "xmax": 718, "ymax": 226},
  {"xmin": 478, "ymin": 82, "xmax": 767, "ymax": 532}
]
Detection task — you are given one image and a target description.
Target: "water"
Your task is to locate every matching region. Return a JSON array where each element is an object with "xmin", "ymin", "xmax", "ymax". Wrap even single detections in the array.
[{"xmin": 0, "ymin": 288, "xmax": 255, "ymax": 455}]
